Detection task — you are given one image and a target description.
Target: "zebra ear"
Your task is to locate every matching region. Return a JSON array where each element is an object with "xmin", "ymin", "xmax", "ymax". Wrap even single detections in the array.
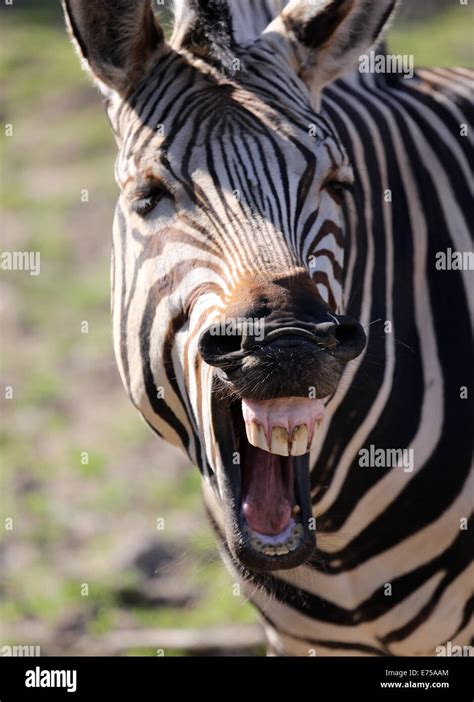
[
  {"xmin": 262, "ymin": 0, "xmax": 400, "ymax": 104},
  {"xmin": 62, "ymin": 0, "xmax": 164, "ymax": 96}
]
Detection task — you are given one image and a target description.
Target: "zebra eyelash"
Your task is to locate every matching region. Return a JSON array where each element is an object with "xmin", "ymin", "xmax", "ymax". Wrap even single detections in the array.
[
  {"xmin": 324, "ymin": 180, "xmax": 354, "ymax": 196},
  {"xmin": 131, "ymin": 187, "xmax": 168, "ymax": 217}
]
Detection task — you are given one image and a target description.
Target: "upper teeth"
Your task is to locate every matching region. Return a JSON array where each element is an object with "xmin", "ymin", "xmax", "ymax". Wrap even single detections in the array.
[
  {"xmin": 245, "ymin": 420, "xmax": 322, "ymax": 456},
  {"xmin": 242, "ymin": 397, "xmax": 325, "ymax": 457},
  {"xmin": 291, "ymin": 424, "xmax": 308, "ymax": 455},
  {"xmin": 247, "ymin": 422, "xmax": 267, "ymax": 451},
  {"xmin": 270, "ymin": 426, "xmax": 289, "ymax": 456}
]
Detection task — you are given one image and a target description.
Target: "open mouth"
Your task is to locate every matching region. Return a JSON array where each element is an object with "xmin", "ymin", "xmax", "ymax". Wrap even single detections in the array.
[{"xmin": 211, "ymin": 390, "xmax": 324, "ymax": 571}]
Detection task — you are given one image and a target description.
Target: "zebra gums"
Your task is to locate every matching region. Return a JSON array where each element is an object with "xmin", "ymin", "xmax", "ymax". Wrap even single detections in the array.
[{"xmin": 63, "ymin": 0, "xmax": 473, "ymax": 656}]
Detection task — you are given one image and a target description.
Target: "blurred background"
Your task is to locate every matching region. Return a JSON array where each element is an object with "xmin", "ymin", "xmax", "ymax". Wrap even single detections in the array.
[{"xmin": 1, "ymin": 1, "xmax": 472, "ymax": 656}]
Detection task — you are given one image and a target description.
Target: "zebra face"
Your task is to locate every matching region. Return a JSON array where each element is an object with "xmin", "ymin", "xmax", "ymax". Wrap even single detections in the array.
[{"xmin": 64, "ymin": 0, "xmax": 398, "ymax": 572}]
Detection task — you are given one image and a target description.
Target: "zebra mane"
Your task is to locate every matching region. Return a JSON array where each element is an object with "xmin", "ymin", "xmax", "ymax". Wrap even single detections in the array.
[
  {"xmin": 171, "ymin": 0, "xmax": 238, "ymax": 74},
  {"xmin": 171, "ymin": 0, "xmax": 288, "ymax": 72}
]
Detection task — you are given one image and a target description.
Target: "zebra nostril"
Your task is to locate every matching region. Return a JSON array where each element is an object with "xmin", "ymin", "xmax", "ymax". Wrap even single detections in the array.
[
  {"xmin": 198, "ymin": 326, "xmax": 244, "ymax": 367},
  {"xmin": 332, "ymin": 317, "xmax": 367, "ymax": 362}
]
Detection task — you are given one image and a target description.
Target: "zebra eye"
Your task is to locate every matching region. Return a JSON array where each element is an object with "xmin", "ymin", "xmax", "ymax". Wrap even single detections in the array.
[
  {"xmin": 324, "ymin": 180, "xmax": 354, "ymax": 198},
  {"xmin": 131, "ymin": 187, "xmax": 168, "ymax": 217}
]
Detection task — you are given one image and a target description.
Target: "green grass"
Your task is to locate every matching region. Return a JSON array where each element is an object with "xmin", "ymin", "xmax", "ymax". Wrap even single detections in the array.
[
  {"xmin": 130, "ymin": 562, "xmax": 257, "ymax": 630},
  {"xmin": 390, "ymin": 7, "xmax": 474, "ymax": 67}
]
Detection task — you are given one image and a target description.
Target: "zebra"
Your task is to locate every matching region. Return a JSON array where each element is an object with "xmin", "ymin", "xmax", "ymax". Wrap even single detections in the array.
[{"xmin": 62, "ymin": 0, "xmax": 473, "ymax": 656}]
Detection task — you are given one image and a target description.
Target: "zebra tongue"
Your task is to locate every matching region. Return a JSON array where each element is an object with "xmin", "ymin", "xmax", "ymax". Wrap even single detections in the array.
[{"xmin": 242, "ymin": 444, "xmax": 293, "ymax": 535}]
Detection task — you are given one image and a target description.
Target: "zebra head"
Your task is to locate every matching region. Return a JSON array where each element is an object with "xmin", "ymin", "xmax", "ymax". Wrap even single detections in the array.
[{"xmin": 63, "ymin": 0, "xmax": 399, "ymax": 572}]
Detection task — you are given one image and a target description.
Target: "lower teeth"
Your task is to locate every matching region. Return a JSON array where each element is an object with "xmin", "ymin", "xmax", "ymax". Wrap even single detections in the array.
[
  {"xmin": 262, "ymin": 545, "xmax": 275, "ymax": 556},
  {"xmin": 244, "ymin": 522, "xmax": 304, "ymax": 556},
  {"xmin": 275, "ymin": 544, "xmax": 289, "ymax": 555}
]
